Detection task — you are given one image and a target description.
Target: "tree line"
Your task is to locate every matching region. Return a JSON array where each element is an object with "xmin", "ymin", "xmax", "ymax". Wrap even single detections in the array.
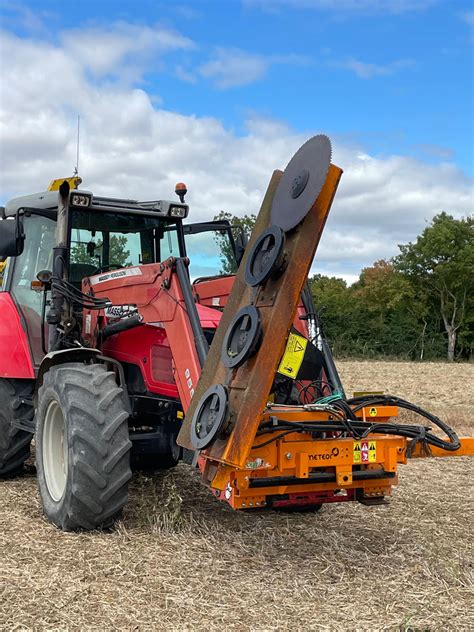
[{"xmin": 216, "ymin": 211, "xmax": 473, "ymax": 362}]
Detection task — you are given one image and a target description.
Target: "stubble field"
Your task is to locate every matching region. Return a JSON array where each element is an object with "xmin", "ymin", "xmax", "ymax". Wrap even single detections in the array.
[{"xmin": 0, "ymin": 360, "xmax": 473, "ymax": 631}]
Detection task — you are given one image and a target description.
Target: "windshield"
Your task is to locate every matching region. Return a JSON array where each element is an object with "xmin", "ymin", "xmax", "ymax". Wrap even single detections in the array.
[
  {"xmin": 69, "ymin": 210, "xmax": 181, "ymax": 278},
  {"xmin": 69, "ymin": 211, "xmax": 240, "ymax": 282}
]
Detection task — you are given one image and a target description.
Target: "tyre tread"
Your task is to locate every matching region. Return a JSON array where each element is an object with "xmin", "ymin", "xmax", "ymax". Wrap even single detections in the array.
[
  {"xmin": 0, "ymin": 379, "xmax": 34, "ymax": 478},
  {"xmin": 36, "ymin": 363, "xmax": 131, "ymax": 531}
]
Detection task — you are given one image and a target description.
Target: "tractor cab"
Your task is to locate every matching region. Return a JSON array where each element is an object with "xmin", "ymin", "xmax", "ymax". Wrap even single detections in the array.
[
  {"xmin": 0, "ymin": 182, "xmax": 244, "ymax": 366},
  {"xmin": 0, "ymin": 179, "xmax": 247, "ymax": 506}
]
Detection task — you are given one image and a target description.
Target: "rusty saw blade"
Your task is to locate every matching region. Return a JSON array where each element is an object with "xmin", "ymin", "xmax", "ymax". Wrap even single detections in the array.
[{"xmin": 270, "ymin": 134, "xmax": 332, "ymax": 232}]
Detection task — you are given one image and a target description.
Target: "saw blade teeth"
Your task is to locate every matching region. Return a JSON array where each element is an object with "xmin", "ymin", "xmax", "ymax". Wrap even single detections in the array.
[
  {"xmin": 316, "ymin": 133, "xmax": 332, "ymax": 163},
  {"xmin": 270, "ymin": 134, "xmax": 332, "ymax": 232}
]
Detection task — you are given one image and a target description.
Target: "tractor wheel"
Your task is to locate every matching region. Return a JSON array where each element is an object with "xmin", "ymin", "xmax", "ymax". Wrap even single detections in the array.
[
  {"xmin": 0, "ymin": 379, "xmax": 34, "ymax": 478},
  {"xmin": 35, "ymin": 363, "xmax": 132, "ymax": 531}
]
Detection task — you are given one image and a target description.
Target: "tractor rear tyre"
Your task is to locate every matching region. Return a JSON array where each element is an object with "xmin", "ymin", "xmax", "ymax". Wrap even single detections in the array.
[
  {"xmin": 35, "ymin": 363, "xmax": 132, "ymax": 531},
  {"xmin": 0, "ymin": 379, "xmax": 34, "ymax": 478}
]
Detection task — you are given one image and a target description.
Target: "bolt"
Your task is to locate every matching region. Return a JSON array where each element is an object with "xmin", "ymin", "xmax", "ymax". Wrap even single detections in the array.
[
  {"xmin": 285, "ymin": 452, "xmax": 292, "ymax": 460},
  {"xmin": 242, "ymin": 503, "xmax": 246, "ymax": 507}
]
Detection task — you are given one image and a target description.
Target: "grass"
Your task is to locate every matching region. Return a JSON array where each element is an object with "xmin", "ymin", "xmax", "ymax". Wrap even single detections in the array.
[{"xmin": 0, "ymin": 360, "xmax": 473, "ymax": 631}]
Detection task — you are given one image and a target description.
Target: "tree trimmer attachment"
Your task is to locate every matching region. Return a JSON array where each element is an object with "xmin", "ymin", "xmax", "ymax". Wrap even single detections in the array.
[{"xmin": 178, "ymin": 134, "xmax": 473, "ymax": 512}]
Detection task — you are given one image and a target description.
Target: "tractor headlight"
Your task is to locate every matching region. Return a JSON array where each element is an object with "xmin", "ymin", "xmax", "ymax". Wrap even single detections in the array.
[
  {"xmin": 70, "ymin": 193, "xmax": 92, "ymax": 207},
  {"xmin": 169, "ymin": 204, "xmax": 188, "ymax": 218}
]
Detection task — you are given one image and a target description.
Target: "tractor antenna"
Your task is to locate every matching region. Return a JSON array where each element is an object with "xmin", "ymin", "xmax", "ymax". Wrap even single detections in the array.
[{"xmin": 74, "ymin": 115, "xmax": 80, "ymax": 176}]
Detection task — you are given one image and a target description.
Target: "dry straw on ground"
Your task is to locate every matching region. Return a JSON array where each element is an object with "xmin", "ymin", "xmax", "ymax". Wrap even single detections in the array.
[{"xmin": 1, "ymin": 360, "xmax": 473, "ymax": 631}]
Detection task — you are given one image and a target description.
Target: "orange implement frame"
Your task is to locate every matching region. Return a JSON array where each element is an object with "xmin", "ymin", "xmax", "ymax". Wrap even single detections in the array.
[
  {"xmin": 408, "ymin": 437, "xmax": 474, "ymax": 458},
  {"xmin": 203, "ymin": 407, "xmax": 474, "ymax": 510}
]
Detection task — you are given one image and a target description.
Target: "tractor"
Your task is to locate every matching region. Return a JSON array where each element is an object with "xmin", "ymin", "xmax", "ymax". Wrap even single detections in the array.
[
  {"xmin": 0, "ymin": 177, "xmax": 246, "ymax": 528},
  {"xmin": 0, "ymin": 135, "xmax": 471, "ymax": 531}
]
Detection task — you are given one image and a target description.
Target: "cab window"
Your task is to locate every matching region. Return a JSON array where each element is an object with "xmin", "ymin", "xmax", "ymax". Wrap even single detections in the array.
[
  {"xmin": 183, "ymin": 227, "xmax": 238, "ymax": 280},
  {"xmin": 9, "ymin": 214, "xmax": 56, "ymax": 364}
]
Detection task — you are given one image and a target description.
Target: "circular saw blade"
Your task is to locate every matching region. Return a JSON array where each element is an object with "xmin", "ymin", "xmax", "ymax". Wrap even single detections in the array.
[{"xmin": 270, "ymin": 134, "xmax": 332, "ymax": 232}]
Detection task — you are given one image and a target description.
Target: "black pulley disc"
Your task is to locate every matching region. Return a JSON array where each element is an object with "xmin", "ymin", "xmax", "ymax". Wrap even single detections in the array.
[
  {"xmin": 221, "ymin": 305, "xmax": 262, "ymax": 368},
  {"xmin": 271, "ymin": 134, "xmax": 332, "ymax": 232},
  {"xmin": 244, "ymin": 225, "xmax": 285, "ymax": 287},
  {"xmin": 190, "ymin": 384, "xmax": 229, "ymax": 450}
]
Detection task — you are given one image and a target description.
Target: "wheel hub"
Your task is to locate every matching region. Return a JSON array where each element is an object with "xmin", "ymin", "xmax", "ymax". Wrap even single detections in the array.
[{"xmin": 43, "ymin": 400, "xmax": 68, "ymax": 502}]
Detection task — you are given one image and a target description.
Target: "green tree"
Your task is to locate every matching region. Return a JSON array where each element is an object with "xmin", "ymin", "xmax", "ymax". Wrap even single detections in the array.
[
  {"xmin": 310, "ymin": 262, "xmax": 444, "ymax": 360},
  {"xmin": 352, "ymin": 260, "xmax": 427, "ymax": 359},
  {"xmin": 309, "ymin": 274, "xmax": 353, "ymax": 353},
  {"xmin": 394, "ymin": 213, "xmax": 473, "ymax": 361},
  {"xmin": 71, "ymin": 235, "xmax": 131, "ymax": 269},
  {"xmin": 213, "ymin": 211, "xmax": 256, "ymax": 274}
]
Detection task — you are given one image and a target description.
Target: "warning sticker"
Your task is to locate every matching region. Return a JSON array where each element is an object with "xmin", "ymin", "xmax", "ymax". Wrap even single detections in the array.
[
  {"xmin": 277, "ymin": 332, "xmax": 308, "ymax": 378},
  {"xmin": 353, "ymin": 440, "xmax": 376, "ymax": 463},
  {"xmin": 369, "ymin": 407, "xmax": 378, "ymax": 417},
  {"xmin": 353, "ymin": 441, "xmax": 361, "ymax": 463}
]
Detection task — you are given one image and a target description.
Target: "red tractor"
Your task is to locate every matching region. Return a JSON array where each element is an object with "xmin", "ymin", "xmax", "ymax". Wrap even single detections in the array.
[{"xmin": 0, "ymin": 180, "xmax": 253, "ymax": 528}]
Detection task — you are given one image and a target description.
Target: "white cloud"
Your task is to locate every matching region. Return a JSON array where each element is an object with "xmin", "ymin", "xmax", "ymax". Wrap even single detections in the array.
[
  {"xmin": 0, "ymin": 26, "xmax": 472, "ymax": 283},
  {"xmin": 197, "ymin": 48, "xmax": 309, "ymax": 89},
  {"xmin": 460, "ymin": 10, "xmax": 474, "ymax": 41},
  {"xmin": 245, "ymin": 0, "xmax": 436, "ymax": 14},
  {"xmin": 173, "ymin": 5, "xmax": 202, "ymax": 20},
  {"xmin": 461, "ymin": 10, "xmax": 474, "ymax": 27},
  {"xmin": 175, "ymin": 64, "xmax": 197, "ymax": 84},
  {"xmin": 334, "ymin": 58, "xmax": 415, "ymax": 79},
  {"xmin": 61, "ymin": 21, "xmax": 194, "ymax": 80},
  {"xmin": 1, "ymin": 2, "xmax": 48, "ymax": 32},
  {"xmin": 198, "ymin": 48, "xmax": 269, "ymax": 88}
]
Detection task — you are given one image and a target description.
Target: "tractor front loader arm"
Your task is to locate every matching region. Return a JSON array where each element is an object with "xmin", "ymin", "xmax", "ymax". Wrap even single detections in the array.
[{"xmin": 83, "ymin": 257, "xmax": 209, "ymax": 411}]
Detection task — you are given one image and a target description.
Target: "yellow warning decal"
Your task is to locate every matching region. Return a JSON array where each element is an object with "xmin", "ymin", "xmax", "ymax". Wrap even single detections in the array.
[
  {"xmin": 369, "ymin": 407, "xmax": 378, "ymax": 417},
  {"xmin": 277, "ymin": 331, "xmax": 308, "ymax": 378},
  {"xmin": 353, "ymin": 440, "xmax": 377, "ymax": 463},
  {"xmin": 353, "ymin": 441, "xmax": 361, "ymax": 463},
  {"xmin": 47, "ymin": 176, "xmax": 82, "ymax": 191},
  {"xmin": 176, "ymin": 410, "xmax": 184, "ymax": 420}
]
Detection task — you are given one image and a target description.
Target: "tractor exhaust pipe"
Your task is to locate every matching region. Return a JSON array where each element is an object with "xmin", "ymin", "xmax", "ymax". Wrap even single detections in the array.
[{"xmin": 47, "ymin": 181, "xmax": 71, "ymax": 351}]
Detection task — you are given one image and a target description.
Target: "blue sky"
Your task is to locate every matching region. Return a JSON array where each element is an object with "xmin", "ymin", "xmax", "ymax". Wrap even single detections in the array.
[
  {"xmin": 0, "ymin": 0, "xmax": 472, "ymax": 281},
  {"xmin": 2, "ymin": 0, "xmax": 472, "ymax": 171}
]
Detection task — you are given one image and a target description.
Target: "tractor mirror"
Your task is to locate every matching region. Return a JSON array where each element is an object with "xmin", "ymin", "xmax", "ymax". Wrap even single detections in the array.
[
  {"xmin": 0, "ymin": 217, "xmax": 25, "ymax": 257},
  {"xmin": 234, "ymin": 229, "xmax": 248, "ymax": 266}
]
